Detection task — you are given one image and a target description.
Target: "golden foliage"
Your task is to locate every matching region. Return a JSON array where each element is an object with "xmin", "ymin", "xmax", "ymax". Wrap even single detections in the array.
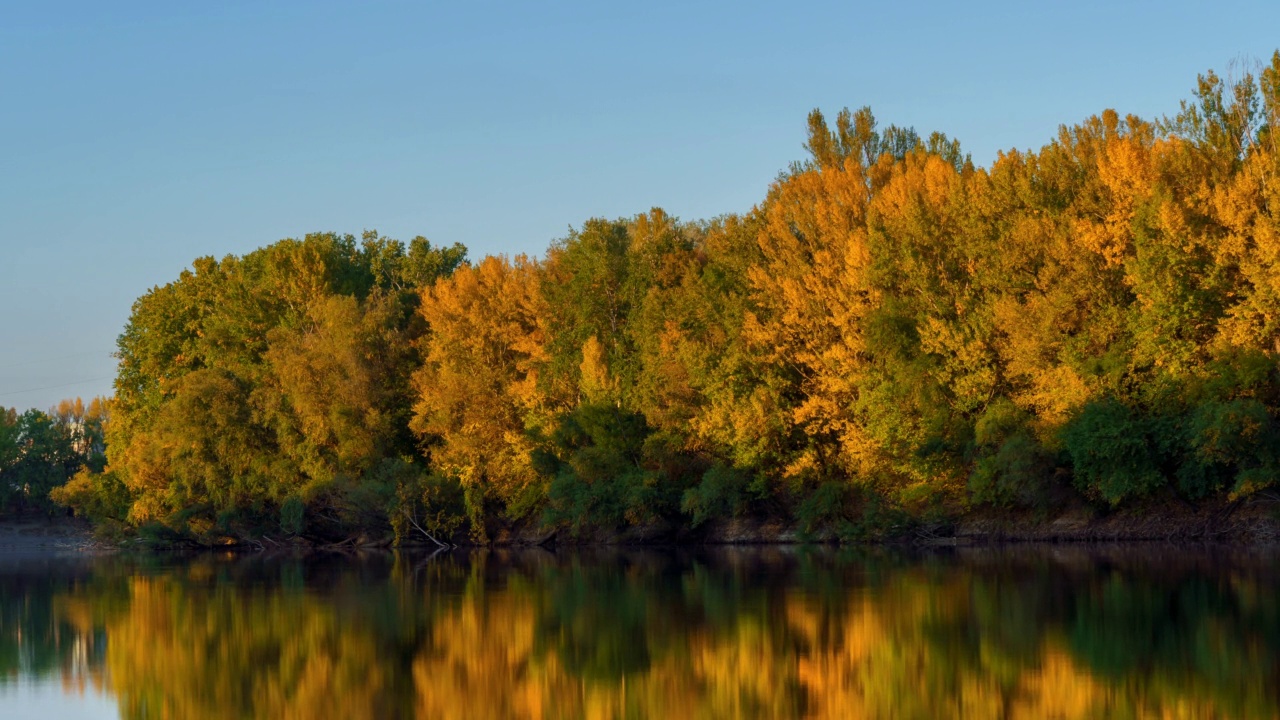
[{"xmin": 411, "ymin": 255, "xmax": 549, "ymax": 509}]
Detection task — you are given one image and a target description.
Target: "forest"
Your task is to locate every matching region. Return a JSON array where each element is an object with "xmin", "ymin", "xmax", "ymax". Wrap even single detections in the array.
[{"xmin": 15, "ymin": 54, "xmax": 1280, "ymax": 545}]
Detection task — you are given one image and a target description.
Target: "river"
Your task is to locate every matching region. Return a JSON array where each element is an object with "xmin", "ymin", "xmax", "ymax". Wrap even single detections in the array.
[{"xmin": 0, "ymin": 544, "xmax": 1276, "ymax": 718}]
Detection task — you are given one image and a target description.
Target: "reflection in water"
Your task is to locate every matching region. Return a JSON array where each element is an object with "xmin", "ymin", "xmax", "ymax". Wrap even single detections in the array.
[{"xmin": 0, "ymin": 546, "xmax": 1278, "ymax": 719}]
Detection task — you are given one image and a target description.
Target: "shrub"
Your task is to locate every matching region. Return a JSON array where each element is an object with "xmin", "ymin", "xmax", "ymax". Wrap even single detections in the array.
[
  {"xmin": 1182, "ymin": 398, "xmax": 1280, "ymax": 499},
  {"xmin": 795, "ymin": 481, "xmax": 851, "ymax": 536},
  {"xmin": 49, "ymin": 469, "xmax": 132, "ymax": 524},
  {"xmin": 681, "ymin": 464, "xmax": 751, "ymax": 527},
  {"xmin": 969, "ymin": 433, "xmax": 1053, "ymax": 507},
  {"xmin": 1061, "ymin": 398, "xmax": 1166, "ymax": 505},
  {"xmin": 370, "ymin": 457, "xmax": 467, "ymax": 544},
  {"xmin": 539, "ymin": 403, "xmax": 665, "ymax": 534},
  {"xmin": 279, "ymin": 496, "xmax": 306, "ymax": 535}
]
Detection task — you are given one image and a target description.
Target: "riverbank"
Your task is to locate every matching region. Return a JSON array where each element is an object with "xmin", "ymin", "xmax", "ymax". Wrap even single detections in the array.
[
  {"xmin": 15, "ymin": 491, "xmax": 1280, "ymax": 554},
  {"xmin": 954, "ymin": 494, "xmax": 1280, "ymax": 544},
  {"xmin": 0, "ymin": 516, "xmax": 114, "ymax": 555},
  {"xmin": 481, "ymin": 493, "xmax": 1280, "ymax": 547}
]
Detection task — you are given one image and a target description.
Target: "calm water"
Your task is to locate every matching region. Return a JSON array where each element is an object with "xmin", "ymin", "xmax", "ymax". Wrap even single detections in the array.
[{"xmin": 0, "ymin": 545, "xmax": 1277, "ymax": 719}]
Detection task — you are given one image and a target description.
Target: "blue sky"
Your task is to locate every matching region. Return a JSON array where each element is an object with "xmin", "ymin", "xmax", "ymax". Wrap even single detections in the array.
[{"xmin": 3, "ymin": 0, "xmax": 1279, "ymax": 411}]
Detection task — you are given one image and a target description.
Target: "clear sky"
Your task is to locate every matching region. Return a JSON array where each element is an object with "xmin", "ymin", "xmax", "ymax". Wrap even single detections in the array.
[{"xmin": 3, "ymin": 0, "xmax": 1279, "ymax": 411}]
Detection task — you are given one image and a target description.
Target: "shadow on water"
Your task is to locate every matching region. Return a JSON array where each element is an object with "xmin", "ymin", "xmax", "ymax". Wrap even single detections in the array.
[{"xmin": 1, "ymin": 543, "xmax": 1278, "ymax": 718}]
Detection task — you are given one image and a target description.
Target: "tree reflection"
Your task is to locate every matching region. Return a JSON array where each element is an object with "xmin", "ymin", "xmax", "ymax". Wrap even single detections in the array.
[{"xmin": 4, "ymin": 547, "xmax": 1278, "ymax": 718}]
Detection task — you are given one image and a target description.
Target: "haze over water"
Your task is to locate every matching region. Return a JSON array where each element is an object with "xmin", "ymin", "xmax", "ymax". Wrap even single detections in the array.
[{"xmin": 0, "ymin": 546, "xmax": 1276, "ymax": 718}]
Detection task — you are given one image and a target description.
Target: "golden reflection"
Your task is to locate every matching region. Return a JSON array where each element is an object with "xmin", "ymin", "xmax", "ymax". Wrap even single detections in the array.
[
  {"xmin": 412, "ymin": 594, "xmax": 577, "ymax": 720},
  {"xmin": 7, "ymin": 551, "xmax": 1277, "ymax": 719}
]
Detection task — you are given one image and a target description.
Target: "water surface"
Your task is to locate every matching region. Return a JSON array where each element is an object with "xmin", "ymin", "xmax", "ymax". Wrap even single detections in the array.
[{"xmin": 1, "ymin": 545, "xmax": 1276, "ymax": 719}]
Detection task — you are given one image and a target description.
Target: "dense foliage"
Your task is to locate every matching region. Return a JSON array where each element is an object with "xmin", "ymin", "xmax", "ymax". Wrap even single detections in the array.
[{"xmin": 49, "ymin": 54, "xmax": 1280, "ymax": 542}]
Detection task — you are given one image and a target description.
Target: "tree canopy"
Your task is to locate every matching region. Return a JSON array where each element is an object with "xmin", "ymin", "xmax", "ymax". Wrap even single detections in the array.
[{"xmin": 48, "ymin": 52, "xmax": 1280, "ymax": 543}]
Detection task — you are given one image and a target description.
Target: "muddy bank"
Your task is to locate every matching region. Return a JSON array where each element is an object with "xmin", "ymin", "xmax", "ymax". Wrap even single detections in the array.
[
  {"xmin": 0, "ymin": 516, "xmax": 114, "ymax": 556},
  {"xmin": 955, "ymin": 495, "xmax": 1280, "ymax": 544}
]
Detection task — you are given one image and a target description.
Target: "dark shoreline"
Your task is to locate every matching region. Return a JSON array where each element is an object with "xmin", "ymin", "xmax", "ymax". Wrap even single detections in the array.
[
  {"xmin": 6, "ymin": 492, "xmax": 1278, "ymax": 555},
  {"xmin": 482, "ymin": 493, "xmax": 1280, "ymax": 547}
]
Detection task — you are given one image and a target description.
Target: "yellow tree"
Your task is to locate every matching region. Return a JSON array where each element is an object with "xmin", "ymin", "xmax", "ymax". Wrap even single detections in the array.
[
  {"xmin": 858, "ymin": 148, "xmax": 976, "ymax": 499},
  {"xmin": 744, "ymin": 142, "xmax": 876, "ymax": 484},
  {"xmin": 411, "ymin": 255, "xmax": 550, "ymax": 533},
  {"xmin": 986, "ymin": 112, "xmax": 1150, "ymax": 432}
]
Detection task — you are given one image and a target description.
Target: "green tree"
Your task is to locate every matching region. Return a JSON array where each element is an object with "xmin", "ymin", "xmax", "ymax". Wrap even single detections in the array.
[{"xmin": 0, "ymin": 408, "xmax": 80, "ymax": 515}]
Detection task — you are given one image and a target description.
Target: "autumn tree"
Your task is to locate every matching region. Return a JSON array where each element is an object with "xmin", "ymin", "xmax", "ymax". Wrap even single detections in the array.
[
  {"xmin": 410, "ymin": 255, "xmax": 548, "ymax": 537},
  {"xmin": 94, "ymin": 232, "xmax": 464, "ymax": 540}
]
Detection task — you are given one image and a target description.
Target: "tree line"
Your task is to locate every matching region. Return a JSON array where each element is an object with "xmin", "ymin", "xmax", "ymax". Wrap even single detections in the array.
[{"xmin": 48, "ymin": 53, "xmax": 1280, "ymax": 543}]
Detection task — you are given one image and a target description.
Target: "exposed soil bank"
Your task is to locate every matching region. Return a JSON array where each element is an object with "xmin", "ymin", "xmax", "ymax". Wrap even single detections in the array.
[
  {"xmin": 0, "ymin": 516, "xmax": 113, "ymax": 555},
  {"xmin": 955, "ymin": 495, "xmax": 1280, "ymax": 544}
]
